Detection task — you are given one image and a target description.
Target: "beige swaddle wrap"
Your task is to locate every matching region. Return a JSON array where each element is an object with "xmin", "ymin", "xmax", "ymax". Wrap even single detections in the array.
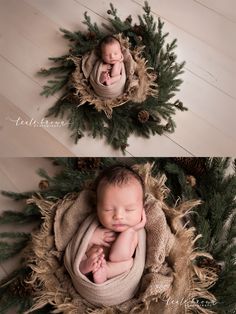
[
  {"xmin": 89, "ymin": 60, "xmax": 127, "ymax": 98},
  {"xmin": 64, "ymin": 214, "xmax": 146, "ymax": 306}
]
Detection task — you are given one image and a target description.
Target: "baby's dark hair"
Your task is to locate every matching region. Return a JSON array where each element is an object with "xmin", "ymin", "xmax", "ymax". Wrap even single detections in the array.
[
  {"xmin": 94, "ymin": 164, "xmax": 145, "ymax": 199},
  {"xmin": 98, "ymin": 35, "xmax": 121, "ymax": 56}
]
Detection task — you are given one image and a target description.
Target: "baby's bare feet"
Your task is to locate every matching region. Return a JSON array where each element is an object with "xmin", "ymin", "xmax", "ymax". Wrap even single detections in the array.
[
  {"xmin": 93, "ymin": 257, "xmax": 107, "ymax": 284},
  {"xmin": 100, "ymin": 71, "xmax": 108, "ymax": 84},
  {"xmin": 79, "ymin": 248, "xmax": 104, "ymax": 274}
]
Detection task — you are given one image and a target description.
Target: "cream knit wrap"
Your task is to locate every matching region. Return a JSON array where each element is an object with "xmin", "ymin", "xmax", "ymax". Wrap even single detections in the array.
[{"xmin": 64, "ymin": 214, "xmax": 146, "ymax": 306}]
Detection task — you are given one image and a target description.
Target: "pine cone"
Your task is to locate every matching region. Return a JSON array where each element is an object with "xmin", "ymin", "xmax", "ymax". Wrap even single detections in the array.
[
  {"xmin": 138, "ymin": 110, "xmax": 149, "ymax": 123},
  {"xmin": 87, "ymin": 31, "xmax": 96, "ymax": 40},
  {"xmin": 173, "ymin": 158, "xmax": 207, "ymax": 177},
  {"xmin": 133, "ymin": 24, "xmax": 143, "ymax": 35},
  {"xmin": 77, "ymin": 158, "xmax": 100, "ymax": 170},
  {"xmin": 38, "ymin": 180, "xmax": 49, "ymax": 190},
  {"xmin": 186, "ymin": 175, "xmax": 196, "ymax": 187}
]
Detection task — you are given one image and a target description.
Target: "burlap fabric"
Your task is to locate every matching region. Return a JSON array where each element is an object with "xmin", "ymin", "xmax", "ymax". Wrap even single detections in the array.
[
  {"xmin": 69, "ymin": 34, "xmax": 158, "ymax": 118},
  {"xmin": 26, "ymin": 163, "xmax": 217, "ymax": 314}
]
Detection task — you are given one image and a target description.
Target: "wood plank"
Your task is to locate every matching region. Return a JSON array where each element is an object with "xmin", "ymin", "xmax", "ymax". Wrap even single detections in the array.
[
  {"xmin": 179, "ymin": 70, "xmax": 236, "ymax": 142},
  {"xmin": 133, "ymin": 0, "xmax": 236, "ymax": 60},
  {"xmin": 0, "ymin": 0, "xmax": 67, "ymax": 56},
  {"xmin": 193, "ymin": 0, "xmax": 236, "ymax": 22},
  {"xmin": 0, "ymin": 58, "xmax": 123, "ymax": 157},
  {"xmin": 168, "ymin": 110, "xmax": 236, "ymax": 156},
  {"xmin": 127, "ymin": 134, "xmax": 193, "ymax": 156},
  {"xmin": 25, "ymin": 0, "xmax": 103, "ymax": 31},
  {"xmin": 0, "ymin": 95, "xmax": 74, "ymax": 157}
]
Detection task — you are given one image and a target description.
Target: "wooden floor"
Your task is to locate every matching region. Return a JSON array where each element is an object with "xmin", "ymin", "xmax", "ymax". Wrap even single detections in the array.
[{"xmin": 0, "ymin": 0, "xmax": 235, "ymax": 156}]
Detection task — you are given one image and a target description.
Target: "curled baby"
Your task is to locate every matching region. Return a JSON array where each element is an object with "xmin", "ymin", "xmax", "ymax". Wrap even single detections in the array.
[
  {"xmin": 98, "ymin": 35, "xmax": 124, "ymax": 86},
  {"xmin": 79, "ymin": 165, "xmax": 146, "ymax": 284}
]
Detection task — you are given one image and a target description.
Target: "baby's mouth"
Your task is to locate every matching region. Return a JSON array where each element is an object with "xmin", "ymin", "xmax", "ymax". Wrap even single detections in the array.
[{"xmin": 112, "ymin": 223, "xmax": 126, "ymax": 227}]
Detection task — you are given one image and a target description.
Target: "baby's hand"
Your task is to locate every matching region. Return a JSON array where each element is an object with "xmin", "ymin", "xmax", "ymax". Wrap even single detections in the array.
[
  {"xmin": 101, "ymin": 63, "xmax": 111, "ymax": 71},
  {"xmin": 133, "ymin": 209, "xmax": 146, "ymax": 231},
  {"xmin": 92, "ymin": 227, "xmax": 116, "ymax": 247}
]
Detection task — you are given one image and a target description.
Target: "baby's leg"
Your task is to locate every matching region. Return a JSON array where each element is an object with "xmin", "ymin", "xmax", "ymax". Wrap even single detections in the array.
[
  {"xmin": 93, "ymin": 257, "xmax": 133, "ymax": 284},
  {"xmin": 110, "ymin": 62, "xmax": 122, "ymax": 77},
  {"xmin": 106, "ymin": 258, "xmax": 133, "ymax": 278},
  {"xmin": 79, "ymin": 247, "xmax": 104, "ymax": 274},
  {"xmin": 109, "ymin": 229, "xmax": 138, "ymax": 262}
]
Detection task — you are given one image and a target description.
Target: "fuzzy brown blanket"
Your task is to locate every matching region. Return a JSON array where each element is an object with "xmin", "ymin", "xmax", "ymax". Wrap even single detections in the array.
[
  {"xmin": 26, "ymin": 163, "xmax": 218, "ymax": 314},
  {"xmin": 64, "ymin": 214, "xmax": 146, "ymax": 306}
]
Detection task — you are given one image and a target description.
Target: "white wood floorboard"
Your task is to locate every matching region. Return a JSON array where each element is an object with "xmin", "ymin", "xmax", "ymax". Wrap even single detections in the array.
[{"xmin": 0, "ymin": 0, "xmax": 235, "ymax": 156}]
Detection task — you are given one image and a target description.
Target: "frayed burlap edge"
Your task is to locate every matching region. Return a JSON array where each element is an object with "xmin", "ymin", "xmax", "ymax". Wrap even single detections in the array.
[
  {"xmin": 24, "ymin": 164, "xmax": 217, "ymax": 314},
  {"xmin": 67, "ymin": 34, "xmax": 158, "ymax": 118}
]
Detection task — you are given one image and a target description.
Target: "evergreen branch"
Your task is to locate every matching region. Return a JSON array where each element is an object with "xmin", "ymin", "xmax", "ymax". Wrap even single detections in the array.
[
  {"xmin": 0, "ymin": 232, "xmax": 30, "ymax": 239},
  {"xmin": 0, "ymin": 211, "xmax": 37, "ymax": 225},
  {"xmin": 0, "ymin": 240, "xmax": 29, "ymax": 262},
  {"xmin": 83, "ymin": 12, "xmax": 102, "ymax": 37},
  {"xmin": 60, "ymin": 28, "xmax": 82, "ymax": 42},
  {"xmin": 1, "ymin": 191, "xmax": 33, "ymax": 201},
  {"xmin": 40, "ymin": 75, "xmax": 69, "ymax": 97}
]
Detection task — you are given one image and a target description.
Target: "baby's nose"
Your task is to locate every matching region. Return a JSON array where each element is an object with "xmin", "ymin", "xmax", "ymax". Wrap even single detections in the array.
[{"xmin": 113, "ymin": 209, "xmax": 124, "ymax": 219}]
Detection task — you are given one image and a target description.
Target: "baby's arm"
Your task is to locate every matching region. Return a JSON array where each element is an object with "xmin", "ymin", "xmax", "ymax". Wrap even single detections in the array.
[
  {"xmin": 110, "ymin": 61, "xmax": 122, "ymax": 77},
  {"xmin": 109, "ymin": 209, "xmax": 146, "ymax": 262},
  {"xmin": 88, "ymin": 226, "xmax": 116, "ymax": 249},
  {"xmin": 110, "ymin": 54, "xmax": 123, "ymax": 77}
]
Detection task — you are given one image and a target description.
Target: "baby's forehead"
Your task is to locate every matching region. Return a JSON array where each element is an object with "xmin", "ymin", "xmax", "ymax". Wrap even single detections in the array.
[
  {"xmin": 97, "ymin": 176, "xmax": 142, "ymax": 193},
  {"xmin": 102, "ymin": 40, "xmax": 120, "ymax": 49}
]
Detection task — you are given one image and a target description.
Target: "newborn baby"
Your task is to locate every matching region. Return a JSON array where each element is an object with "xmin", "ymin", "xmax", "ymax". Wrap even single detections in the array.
[
  {"xmin": 99, "ymin": 35, "xmax": 124, "ymax": 86},
  {"xmin": 79, "ymin": 165, "xmax": 146, "ymax": 284}
]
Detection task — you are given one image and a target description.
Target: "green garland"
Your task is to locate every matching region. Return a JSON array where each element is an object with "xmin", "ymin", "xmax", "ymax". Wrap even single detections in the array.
[
  {"xmin": 0, "ymin": 158, "xmax": 236, "ymax": 313},
  {"xmin": 39, "ymin": 2, "xmax": 187, "ymax": 152}
]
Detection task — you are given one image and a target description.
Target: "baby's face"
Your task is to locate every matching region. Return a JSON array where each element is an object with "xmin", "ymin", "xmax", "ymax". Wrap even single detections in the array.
[
  {"xmin": 97, "ymin": 178, "xmax": 143, "ymax": 232},
  {"xmin": 101, "ymin": 41, "xmax": 123, "ymax": 64}
]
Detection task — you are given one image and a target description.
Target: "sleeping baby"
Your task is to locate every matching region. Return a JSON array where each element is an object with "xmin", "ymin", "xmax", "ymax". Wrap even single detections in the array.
[
  {"xmin": 79, "ymin": 165, "xmax": 146, "ymax": 284},
  {"xmin": 88, "ymin": 36, "xmax": 127, "ymax": 98}
]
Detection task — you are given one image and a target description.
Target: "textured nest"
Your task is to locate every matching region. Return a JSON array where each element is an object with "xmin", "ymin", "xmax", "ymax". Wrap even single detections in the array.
[
  {"xmin": 69, "ymin": 34, "xmax": 158, "ymax": 118},
  {"xmin": 25, "ymin": 164, "xmax": 217, "ymax": 314}
]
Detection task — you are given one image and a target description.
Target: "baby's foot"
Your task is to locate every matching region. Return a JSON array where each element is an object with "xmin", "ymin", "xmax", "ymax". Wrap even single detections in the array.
[
  {"xmin": 93, "ymin": 257, "xmax": 107, "ymax": 284},
  {"xmin": 100, "ymin": 71, "xmax": 108, "ymax": 84},
  {"xmin": 79, "ymin": 248, "xmax": 104, "ymax": 274}
]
